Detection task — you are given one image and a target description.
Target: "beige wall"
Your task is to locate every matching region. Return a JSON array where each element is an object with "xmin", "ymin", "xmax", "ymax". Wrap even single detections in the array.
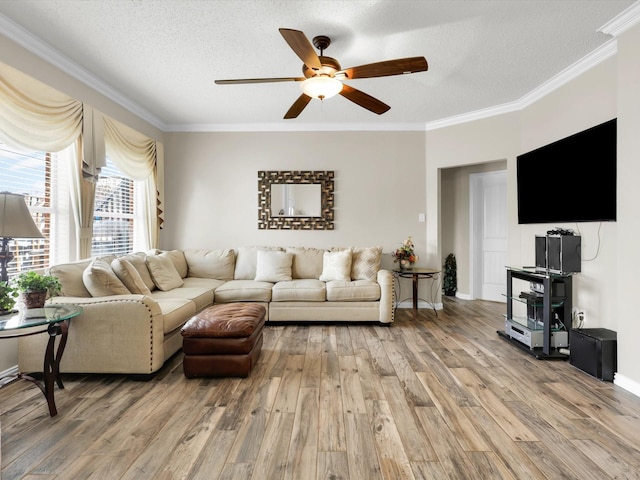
[
  {"xmin": 616, "ymin": 23, "xmax": 640, "ymax": 392},
  {"xmin": 161, "ymin": 131, "xmax": 431, "ymax": 306},
  {"xmin": 162, "ymin": 131, "xmax": 427, "ymax": 255},
  {"xmin": 426, "ymin": 113, "xmax": 520, "ymax": 279}
]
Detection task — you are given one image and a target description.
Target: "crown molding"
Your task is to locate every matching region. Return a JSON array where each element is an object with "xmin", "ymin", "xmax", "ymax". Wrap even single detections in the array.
[
  {"xmin": 599, "ymin": 0, "xmax": 640, "ymax": 36},
  {"xmin": 517, "ymin": 38, "xmax": 617, "ymax": 109},
  {"xmin": 0, "ymin": 13, "xmax": 168, "ymax": 131},
  {"xmin": 167, "ymin": 121, "xmax": 428, "ymax": 132},
  {"xmin": 424, "ymin": 38, "xmax": 618, "ymax": 132}
]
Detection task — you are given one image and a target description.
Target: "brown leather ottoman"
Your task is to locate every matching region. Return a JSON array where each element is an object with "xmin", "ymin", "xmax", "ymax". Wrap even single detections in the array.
[{"xmin": 181, "ymin": 303, "xmax": 266, "ymax": 378}]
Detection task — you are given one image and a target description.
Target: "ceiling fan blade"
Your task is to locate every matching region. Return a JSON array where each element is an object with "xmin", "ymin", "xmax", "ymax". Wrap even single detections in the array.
[
  {"xmin": 215, "ymin": 77, "xmax": 305, "ymax": 85},
  {"xmin": 279, "ymin": 28, "xmax": 322, "ymax": 71},
  {"xmin": 341, "ymin": 56, "xmax": 428, "ymax": 80},
  {"xmin": 284, "ymin": 94, "xmax": 312, "ymax": 119},
  {"xmin": 339, "ymin": 84, "xmax": 390, "ymax": 115}
]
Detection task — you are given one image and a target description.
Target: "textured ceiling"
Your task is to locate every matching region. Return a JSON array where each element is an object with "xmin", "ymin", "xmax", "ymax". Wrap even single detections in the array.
[{"xmin": 0, "ymin": 0, "xmax": 635, "ymax": 131}]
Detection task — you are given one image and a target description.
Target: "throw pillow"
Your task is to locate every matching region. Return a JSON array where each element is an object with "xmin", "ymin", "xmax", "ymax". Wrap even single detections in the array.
[
  {"xmin": 111, "ymin": 258, "xmax": 152, "ymax": 295},
  {"xmin": 254, "ymin": 250, "xmax": 293, "ymax": 282},
  {"xmin": 163, "ymin": 250, "xmax": 188, "ymax": 278},
  {"xmin": 319, "ymin": 250, "xmax": 352, "ymax": 282},
  {"xmin": 117, "ymin": 253, "xmax": 156, "ymax": 291},
  {"xmin": 286, "ymin": 246, "xmax": 325, "ymax": 279},
  {"xmin": 83, "ymin": 258, "xmax": 131, "ymax": 297},
  {"xmin": 350, "ymin": 246, "xmax": 383, "ymax": 281},
  {"xmin": 184, "ymin": 249, "xmax": 235, "ymax": 280},
  {"xmin": 234, "ymin": 246, "xmax": 284, "ymax": 280},
  {"xmin": 146, "ymin": 254, "xmax": 184, "ymax": 291}
]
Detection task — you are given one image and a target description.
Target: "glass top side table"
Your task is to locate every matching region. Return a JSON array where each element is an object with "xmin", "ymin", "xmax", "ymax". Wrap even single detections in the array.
[
  {"xmin": 0, "ymin": 304, "xmax": 82, "ymax": 416},
  {"xmin": 392, "ymin": 268, "xmax": 441, "ymax": 313}
]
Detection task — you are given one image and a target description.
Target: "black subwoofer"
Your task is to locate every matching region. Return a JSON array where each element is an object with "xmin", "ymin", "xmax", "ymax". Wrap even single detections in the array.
[{"xmin": 570, "ymin": 328, "xmax": 617, "ymax": 381}]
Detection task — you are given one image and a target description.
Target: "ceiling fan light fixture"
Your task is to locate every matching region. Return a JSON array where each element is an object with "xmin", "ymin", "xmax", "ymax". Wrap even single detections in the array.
[{"xmin": 301, "ymin": 76, "xmax": 343, "ymax": 100}]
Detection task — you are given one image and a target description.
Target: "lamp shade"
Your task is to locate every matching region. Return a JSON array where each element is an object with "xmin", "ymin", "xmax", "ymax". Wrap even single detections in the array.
[
  {"xmin": 301, "ymin": 76, "xmax": 343, "ymax": 100},
  {"xmin": 0, "ymin": 191, "xmax": 44, "ymax": 239}
]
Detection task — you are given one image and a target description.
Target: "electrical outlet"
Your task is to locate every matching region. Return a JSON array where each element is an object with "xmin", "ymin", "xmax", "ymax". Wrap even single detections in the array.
[
  {"xmin": 578, "ymin": 310, "xmax": 585, "ymax": 324},
  {"xmin": 572, "ymin": 307, "xmax": 585, "ymax": 327}
]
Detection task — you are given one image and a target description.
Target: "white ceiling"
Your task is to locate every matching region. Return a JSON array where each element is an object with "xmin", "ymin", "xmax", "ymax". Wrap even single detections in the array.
[{"xmin": 0, "ymin": 0, "xmax": 636, "ymax": 131}]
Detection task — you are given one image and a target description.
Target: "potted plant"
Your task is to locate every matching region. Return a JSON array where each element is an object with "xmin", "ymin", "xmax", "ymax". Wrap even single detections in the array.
[
  {"xmin": 443, "ymin": 253, "xmax": 457, "ymax": 296},
  {"xmin": 0, "ymin": 281, "xmax": 19, "ymax": 315},
  {"xmin": 13, "ymin": 271, "xmax": 62, "ymax": 309}
]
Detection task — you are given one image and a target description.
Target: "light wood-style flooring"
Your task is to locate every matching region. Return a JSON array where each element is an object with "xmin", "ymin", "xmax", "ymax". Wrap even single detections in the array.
[{"xmin": 2, "ymin": 297, "xmax": 640, "ymax": 479}]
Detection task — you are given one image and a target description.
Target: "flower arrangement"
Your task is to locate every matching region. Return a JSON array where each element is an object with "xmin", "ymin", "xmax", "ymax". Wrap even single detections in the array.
[{"xmin": 392, "ymin": 236, "xmax": 418, "ymax": 268}]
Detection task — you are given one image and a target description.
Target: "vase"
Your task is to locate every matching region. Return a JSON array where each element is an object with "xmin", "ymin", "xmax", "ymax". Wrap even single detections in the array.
[
  {"xmin": 22, "ymin": 291, "xmax": 47, "ymax": 309},
  {"xmin": 399, "ymin": 259, "xmax": 413, "ymax": 271}
]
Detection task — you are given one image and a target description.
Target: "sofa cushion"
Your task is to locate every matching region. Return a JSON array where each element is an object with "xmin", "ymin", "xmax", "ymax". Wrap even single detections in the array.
[
  {"xmin": 213, "ymin": 280, "xmax": 273, "ymax": 303},
  {"xmin": 180, "ymin": 276, "xmax": 226, "ymax": 291},
  {"xmin": 111, "ymin": 258, "xmax": 152, "ymax": 295},
  {"xmin": 154, "ymin": 297, "xmax": 197, "ymax": 334},
  {"xmin": 319, "ymin": 250, "xmax": 352, "ymax": 282},
  {"xmin": 350, "ymin": 246, "xmax": 382, "ymax": 281},
  {"xmin": 272, "ymin": 279, "xmax": 326, "ymax": 302},
  {"xmin": 326, "ymin": 280, "xmax": 381, "ymax": 302},
  {"xmin": 146, "ymin": 253, "xmax": 184, "ymax": 291},
  {"xmin": 48, "ymin": 259, "xmax": 92, "ymax": 297},
  {"xmin": 185, "ymin": 249, "xmax": 235, "ymax": 280},
  {"xmin": 254, "ymin": 250, "xmax": 293, "ymax": 282},
  {"xmin": 118, "ymin": 253, "xmax": 156, "ymax": 291},
  {"xmin": 286, "ymin": 247, "xmax": 325, "ymax": 279},
  {"xmin": 150, "ymin": 287, "xmax": 213, "ymax": 313},
  {"xmin": 83, "ymin": 258, "xmax": 131, "ymax": 297}
]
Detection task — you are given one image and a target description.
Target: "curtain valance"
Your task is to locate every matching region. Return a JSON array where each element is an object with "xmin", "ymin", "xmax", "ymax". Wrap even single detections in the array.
[
  {"xmin": 104, "ymin": 116, "xmax": 156, "ymax": 180},
  {"xmin": 0, "ymin": 62, "xmax": 82, "ymax": 152}
]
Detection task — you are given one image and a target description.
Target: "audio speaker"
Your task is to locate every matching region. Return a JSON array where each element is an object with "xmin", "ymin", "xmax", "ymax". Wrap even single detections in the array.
[
  {"xmin": 570, "ymin": 328, "xmax": 616, "ymax": 381},
  {"xmin": 547, "ymin": 235, "xmax": 581, "ymax": 273}
]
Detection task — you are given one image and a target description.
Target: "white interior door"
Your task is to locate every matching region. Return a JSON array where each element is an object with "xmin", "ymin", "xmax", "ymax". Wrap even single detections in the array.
[{"xmin": 470, "ymin": 171, "xmax": 507, "ymax": 302}]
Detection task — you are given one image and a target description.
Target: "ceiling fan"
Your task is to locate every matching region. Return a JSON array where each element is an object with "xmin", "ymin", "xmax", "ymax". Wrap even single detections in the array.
[{"xmin": 215, "ymin": 28, "xmax": 428, "ymax": 119}]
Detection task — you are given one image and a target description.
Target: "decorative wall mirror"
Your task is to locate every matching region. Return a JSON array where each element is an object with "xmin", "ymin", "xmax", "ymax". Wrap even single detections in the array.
[{"xmin": 258, "ymin": 170, "xmax": 334, "ymax": 230}]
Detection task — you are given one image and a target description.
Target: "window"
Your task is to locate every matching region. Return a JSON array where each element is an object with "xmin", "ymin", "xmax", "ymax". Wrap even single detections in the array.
[
  {"xmin": 0, "ymin": 144, "xmax": 56, "ymax": 278},
  {"xmin": 92, "ymin": 157, "xmax": 136, "ymax": 256}
]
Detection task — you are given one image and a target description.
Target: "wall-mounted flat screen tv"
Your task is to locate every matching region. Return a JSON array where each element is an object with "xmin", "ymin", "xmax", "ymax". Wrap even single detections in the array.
[{"xmin": 517, "ymin": 118, "xmax": 616, "ymax": 224}]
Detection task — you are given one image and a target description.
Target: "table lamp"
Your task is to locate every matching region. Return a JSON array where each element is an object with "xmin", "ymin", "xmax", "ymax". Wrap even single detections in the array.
[{"xmin": 0, "ymin": 191, "xmax": 44, "ymax": 283}]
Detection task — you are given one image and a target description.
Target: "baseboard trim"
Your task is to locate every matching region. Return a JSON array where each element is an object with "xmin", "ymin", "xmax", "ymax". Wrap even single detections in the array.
[
  {"xmin": 455, "ymin": 292, "xmax": 472, "ymax": 300},
  {"xmin": 396, "ymin": 300, "xmax": 442, "ymax": 310},
  {"xmin": 0, "ymin": 365, "xmax": 19, "ymax": 385},
  {"xmin": 614, "ymin": 373, "xmax": 640, "ymax": 398}
]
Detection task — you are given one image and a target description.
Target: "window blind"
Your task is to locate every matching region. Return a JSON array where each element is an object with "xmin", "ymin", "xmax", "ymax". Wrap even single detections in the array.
[{"xmin": 92, "ymin": 157, "xmax": 135, "ymax": 257}]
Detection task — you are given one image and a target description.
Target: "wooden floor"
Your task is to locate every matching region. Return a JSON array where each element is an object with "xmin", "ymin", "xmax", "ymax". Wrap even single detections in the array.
[{"xmin": 2, "ymin": 297, "xmax": 640, "ymax": 479}]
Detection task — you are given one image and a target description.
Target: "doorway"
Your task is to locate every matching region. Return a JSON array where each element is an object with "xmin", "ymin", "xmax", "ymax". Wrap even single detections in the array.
[{"xmin": 470, "ymin": 170, "xmax": 507, "ymax": 302}]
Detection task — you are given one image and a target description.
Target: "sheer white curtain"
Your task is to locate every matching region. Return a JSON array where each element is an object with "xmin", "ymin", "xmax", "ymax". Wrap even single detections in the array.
[{"xmin": 104, "ymin": 116, "xmax": 161, "ymax": 250}]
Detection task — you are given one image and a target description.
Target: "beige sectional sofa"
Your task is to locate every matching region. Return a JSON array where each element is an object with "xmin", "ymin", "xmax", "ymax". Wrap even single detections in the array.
[{"xmin": 18, "ymin": 246, "xmax": 394, "ymax": 375}]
